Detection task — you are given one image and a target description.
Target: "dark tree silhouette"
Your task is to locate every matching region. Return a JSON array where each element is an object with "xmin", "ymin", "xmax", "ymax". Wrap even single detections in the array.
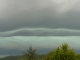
[{"xmin": 25, "ymin": 45, "xmax": 36, "ymax": 60}]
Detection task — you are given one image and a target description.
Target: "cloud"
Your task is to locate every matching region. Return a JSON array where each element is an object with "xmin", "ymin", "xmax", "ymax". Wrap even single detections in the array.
[
  {"xmin": 0, "ymin": 0, "xmax": 80, "ymax": 57},
  {"xmin": 52, "ymin": 0, "xmax": 80, "ymax": 13},
  {"xmin": 0, "ymin": 0, "xmax": 80, "ymax": 32},
  {"xmin": 0, "ymin": 28, "xmax": 80, "ymax": 37}
]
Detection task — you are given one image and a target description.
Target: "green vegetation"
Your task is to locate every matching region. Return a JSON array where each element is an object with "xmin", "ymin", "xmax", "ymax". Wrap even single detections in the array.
[
  {"xmin": 24, "ymin": 45, "xmax": 36, "ymax": 60},
  {"xmin": 0, "ymin": 43, "xmax": 80, "ymax": 60},
  {"xmin": 49, "ymin": 43, "xmax": 77, "ymax": 60},
  {"xmin": 0, "ymin": 55, "xmax": 21, "ymax": 60},
  {"xmin": 0, "ymin": 54, "xmax": 45, "ymax": 60},
  {"xmin": 42, "ymin": 43, "xmax": 77, "ymax": 60},
  {"xmin": 42, "ymin": 51, "xmax": 53, "ymax": 60}
]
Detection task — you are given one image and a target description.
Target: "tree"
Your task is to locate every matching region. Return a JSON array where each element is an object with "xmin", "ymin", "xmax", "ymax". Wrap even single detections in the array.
[
  {"xmin": 49, "ymin": 43, "xmax": 77, "ymax": 60},
  {"xmin": 24, "ymin": 45, "xmax": 36, "ymax": 60},
  {"xmin": 42, "ymin": 51, "xmax": 53, "ymax": 60}
]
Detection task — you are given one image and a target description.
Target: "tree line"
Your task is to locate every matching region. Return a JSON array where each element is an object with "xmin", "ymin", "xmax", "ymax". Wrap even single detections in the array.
[{"xmin": 0, "ymin": 43, "xmax": 80, "ymax": 60}]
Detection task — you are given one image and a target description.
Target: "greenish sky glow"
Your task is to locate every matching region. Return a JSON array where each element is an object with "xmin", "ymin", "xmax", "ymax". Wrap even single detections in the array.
[{"xmin": 0, "ymin": 36, "xmax": 79, "ymax": 56}]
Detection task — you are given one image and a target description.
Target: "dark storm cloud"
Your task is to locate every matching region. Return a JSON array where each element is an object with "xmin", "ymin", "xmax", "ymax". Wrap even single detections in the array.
[
  {"xmin": 0, "ymin": 0, "xmax": 57, "ymax": 32},
  {"xmin": 1, "ymin": 28, "xmax": 80, "ymax": 37},
  {"xmin": 0, "ymin": 0, "xmax": 80, "ymax": 32},
  {"xmin": 0, "ymin": 0, "xmax": 80, "ymax": 57},
  {"xmin": 0, "ymin": 28, "xmax": 80, "ymax": 37}
]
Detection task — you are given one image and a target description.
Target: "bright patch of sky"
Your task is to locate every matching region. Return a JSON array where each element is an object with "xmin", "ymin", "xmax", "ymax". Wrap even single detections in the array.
[{"xmin": 0, "ymin": 36, "xmax": 79, "ymax": 50}]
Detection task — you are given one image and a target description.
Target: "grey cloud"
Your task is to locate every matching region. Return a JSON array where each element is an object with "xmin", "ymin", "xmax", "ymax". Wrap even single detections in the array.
[
  {"xmin": 1, "ymin": 28, "xmax": 80, "ymax": 37},
  {"xmin": 0, "ymin": 0, "xmax": 57, "ymax": 32},
  {"xmin": 0, "ymin": 0, "xmax": 80, "ymax": 57},
  {"xmin": 0, "ymin": 0, "xmax": 80, "ymax": 32},
  {"xmin": 10, "ymin": 29, "xmax": 80, "ymax": 36}
]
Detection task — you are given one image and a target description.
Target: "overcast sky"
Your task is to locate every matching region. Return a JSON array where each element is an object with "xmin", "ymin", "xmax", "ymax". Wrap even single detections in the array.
[{"xmin": 0, "ymin": 0, "xmax": 80, "ymax": 57}]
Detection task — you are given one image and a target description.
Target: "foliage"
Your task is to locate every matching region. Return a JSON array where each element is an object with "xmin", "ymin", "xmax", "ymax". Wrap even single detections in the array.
[
  {"xmin": 0, "ymin": 55, "xmax": 20, "ymax": 60},
  {"xmin": 1, "ymin": 43, "xmax": 80, "ymax": 60},
  {"xmin": 24, "ymin": 45, "xmax": 37, "ymax": 60},
  {"xmin": 49, "ymin": 43, "xmax": 77, "ymax": 60},
  {"xmin": 76, "ymin": 54, "xmax": 80, "ymax": 60},
  {"xmin": 42, "ymin": 51, "xmax": 53, "ymax": 60},
  {"xmin": 0, "ymin": 54, "xmax": 45, "ymax": 60}
]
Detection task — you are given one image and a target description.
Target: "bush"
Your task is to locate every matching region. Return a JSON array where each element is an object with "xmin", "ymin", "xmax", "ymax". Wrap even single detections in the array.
[
  {"xmin": 49, "ymin": 43, "xmax": 77, "ymax": 60},
  {"xmin": 42, "ymin": 51, "xmax": 53, "ymax": 60}
]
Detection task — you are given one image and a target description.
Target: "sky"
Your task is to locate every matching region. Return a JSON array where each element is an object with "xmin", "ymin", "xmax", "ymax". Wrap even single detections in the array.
[{"xmin": 0, "ymin": 0, "xmax": 80, "ymax": 57}]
